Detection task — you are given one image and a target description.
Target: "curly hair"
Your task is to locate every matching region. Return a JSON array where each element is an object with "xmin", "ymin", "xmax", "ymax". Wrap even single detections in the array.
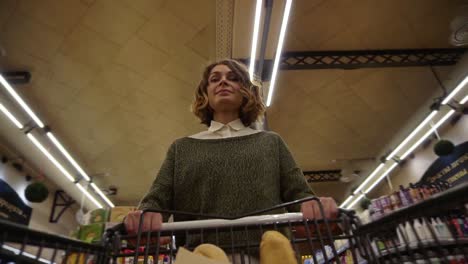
[{"xmin": 192, "ymin": 59, "xmax": 265, "ymax": 127}]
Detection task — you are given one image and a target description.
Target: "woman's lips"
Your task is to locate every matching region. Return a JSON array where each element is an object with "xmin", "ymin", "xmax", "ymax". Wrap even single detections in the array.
[{"xmin": 216, "ymin": 88, "xmax": 233, "ymax": 95}]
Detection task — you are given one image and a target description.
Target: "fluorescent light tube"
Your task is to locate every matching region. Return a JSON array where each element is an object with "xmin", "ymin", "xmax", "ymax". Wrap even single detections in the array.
[
  {"xmin": 0, "ymin": 103, "xmax": 24, "ymax": 129},
  {"xmin": 0, "ymin": 75, "xmax": 45, "ymax": 128},
  {"xmin": 353, "ymin": 163, "xmax": 385, "ymax": 194},
  {"xmin": 91, "ymin": 182, "xmax": 114, "ymax": 208},
  {"xmin": 339, "ymin": 195, "xmax": 354, "ymax": 208},
  {"xmin": 249, "ymin": 0, "xmax": 263, "ymax": 80},
  {"xmin": 400, "ymin": 110, "xmax": 456, "ymax": 159},
  {"xmin": 442, "ymin": 75, "xmax": 468, "ymax": 104},
  {"xmin": 461, "ymin": 94, "xmax": 468, "ymax": 104},
  {"xmin": 27, "ymin": 134, "xmax": 75, "ymax": 182},
  {"xmin": 364, "ymin": 163, "xmax": 399, "ymax": 194},
  {"xmin": 47, "ymin": 132, "xmax": 91, "ymax": 181},
  {"xmin": 76, "ymin": 183, "xmax": 103, "ymax": 209},
  {"xmin": 345, "ymin": 194, "xmax": 364, "ymax": 210},
  {"xmin": 266, "ymin": 0, "xmax": 292, "ymax": 107},
  {"xmin": 386, "ymin": 110, "xmax": 438, "ymax": 160}
]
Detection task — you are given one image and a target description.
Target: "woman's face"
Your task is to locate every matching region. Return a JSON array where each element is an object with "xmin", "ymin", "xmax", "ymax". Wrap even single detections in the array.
[{"xmin": 207, "ymin": 64, "xmax": 244, "ymax": 113}]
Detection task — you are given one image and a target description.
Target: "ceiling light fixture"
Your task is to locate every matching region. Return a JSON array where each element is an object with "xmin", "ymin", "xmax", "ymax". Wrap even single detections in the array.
[
  {"xmin": 386, "ymin": 110, "xmax": 438, "ymax": 161},
  {"xmin": 364, "ymin": 163, "xmax": 399, "ymax": 194},
  {"xmin": 400, "ymin": 110, "xmax": 456, "ymax": 159},
  {"xmin": 26, "ymin": 133, "xmax": 75, "ymax": 182},
  {"xmin": 0, "ymin": 75, "xmax": 45, "ymax": 128},
  {"xmin": 1, "ymin": 75, "xmax": 113, "ymax": 207},
  {"xmin": 0, "ymin": 103, "xmax": 23, "ymax": 129},
  {"xmin": 339, "ymin": 195, "xmax": 354, "ymax": 208},
  {"xmin": 266, "ymin": 0, "xmax": 292, "ymax": 107},
  {"xmin": 76, "ymin": 183, "xmax": 103, "ymax": 209},
  {"xmin": 91, "ymin": 182, "xmax": 114, "ymax": 208},
  {"xmin": 442, "ymin": 75, "xmax": 468, "ymax": 104},
  {"xmin": 352, "ymin": 163, "xmax": 385, "ymax": 195},
  {"xmin": 47, "ymin": 132, "xmax": 91, "ymax": 182},
  {"xmin": 345, "ymin": 194, "xmax": 364, "ymax": 210},
  {"xmin": 249, "ymin": 0, "xmax": 263, "ymax": 80},
  {"xmin": 461, "ymin": 94, "xmax": 468, "ymax": 104}
]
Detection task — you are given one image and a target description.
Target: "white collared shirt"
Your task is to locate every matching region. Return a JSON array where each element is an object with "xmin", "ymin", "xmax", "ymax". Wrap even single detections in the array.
[{"xmin": 189, "ymin": 119, "xmax": 260, "ymax": 139}]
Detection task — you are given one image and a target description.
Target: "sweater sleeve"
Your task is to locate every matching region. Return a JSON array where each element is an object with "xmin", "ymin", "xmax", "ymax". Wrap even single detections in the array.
[
  {"xmin": 276, "ymin": 134, "xmax": 315, "ymax": 212},
  {"xmin": 138, "ymin": 142, "xmax": 175, "ymax": 221}
]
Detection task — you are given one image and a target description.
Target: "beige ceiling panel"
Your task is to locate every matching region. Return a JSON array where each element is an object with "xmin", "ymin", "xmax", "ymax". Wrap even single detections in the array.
[
  {"xmin": 165, "ymin": 0, "xmax": 215, "ymax": 32},
  {"xmin": 80, "ymin": 0, "xmax": 96, "ymax": 6},
  {"xmin": 119, "ymin": 87, "xmax": 162, "ymax": 116},
  {"xmin": 408, "ymin": 12, "xmax": 454, "ymax": 48},
  {"xmin": 0, "ymin": 46, "xmax": 51, "ymax": 78},
  {"xmin": 82, "ymin": 0, "xmax": 146, "ymax": 45},
  {"xmin": 186, "ymin": 24, "xmax": 216, "ymax": 60},
  {"xmin": 157, "ymin": 97, "xmax": 198, "ymax": 128},
  {"xmin": 26, "ymin": 75, "xmax": 80, "ymax": 112},
  {"xmin": 232, "ymin": 0, "xmax": 256, "ymax": 58},
  {"xmin": 0, "ymin": 0, "xmax": 17, "ymax": 30},
  {"xmin": 140, "ymin": 71, "xmax": 194, "ymax": 103},
  {"xmin": 290, "ymin": 0, "xmax": 325, "ymax": 19},
  {"xmin": 299, "ymin": 113, "xmax": 359, "ymax": 146},
  {"xmin": 49, "ymin": 53, "xmax": 98, "ymax": 90},
  {"xmin": 91, "ymin": 64, "xmax": 145, "ymax": 97},
  {"xmin": 2, "ymin": 12, "xmax": 64, "ymax": 62},
  {"xmin": 115, "ymin": 36, "xmax": 170, "ymax": 78},
  {"xmin": 335, "ymin": 0, "xmax": 394, "ymax": 33},
  {"xmin": 318, "ymin": 27, "xmax": 366, "ymax": 50},
  {"xmin": 119, "ymin": 0, "xmax": 166, "ymax": 19},
  {"xmin": 400, "ymin": 0, "xmax": 461, "ymax": 29},
  {"xmin": 310, "ymin": 79, "xmax": 378, "ymax": 136},
  {"xmin": 340, "ymin": 69, "xmax": 376, "ymax": 88},
  {"xmin": 289, "ymin": 0, "xmax": 348, "ymax": 49},
  {"xmin": 74, "ymin": 81, "xmax": 124, "ymax": 115},
  {"xmin": 103, "ymin": 140, "xmax": 146, "ymax": 170},
  {"xmin": 349, "ymin": 70, "xmax": 413, "ymax": 112},
  {"xmin": 60, "ymin": 25, "xmax": 121, "ymax": 70},
  {"xmin": 17, "ymin": 0, "xmax": 88, "ymax": 35},
  {"xmin": 284, "ymin": 32, "xmax": 310, "ymax": 51},
  {"xmin": 356, "ymin": 14, "xmax": 422, "ymax": 49},
  {"xmin": 138, "ymin": 8, "xmax": 198, "ymax": 55},
  {"xmin": 162, "ymin": 46, "xmax": 209, "ymax": 87},
  {"xmin": 138, "ymin": 141, "xmax": 168, "ymax": 172},
  {"xmin": 391, "ymin": 67, "xmax": 440, "ymax": 107},
  {"xmin": 281, "ymin": 70, "xmax": 344, "ymax": 95},
  {"xmin": 124, "ymin": 127, "xmax": 161, "ymax": 150}
]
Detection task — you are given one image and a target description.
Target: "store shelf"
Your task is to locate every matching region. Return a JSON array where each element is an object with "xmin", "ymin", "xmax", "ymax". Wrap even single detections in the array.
[
  {"xmin": 377, "ymin": 238, "xmax": 468, "ymax": 258},
  {"xmin": 358, "ymin": 182, "xmax": 468, "ymax": 234}
]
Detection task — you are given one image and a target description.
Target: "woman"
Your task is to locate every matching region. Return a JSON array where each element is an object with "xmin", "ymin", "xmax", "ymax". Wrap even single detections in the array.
[{"xmin": 124, "ymin": 59, "xmax": 338, "ymax": 252}]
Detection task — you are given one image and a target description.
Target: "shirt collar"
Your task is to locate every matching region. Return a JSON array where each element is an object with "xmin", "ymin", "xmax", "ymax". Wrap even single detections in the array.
[{"xmin": 208, "ymin": 119, "xmax": 246, "ymax": 132}]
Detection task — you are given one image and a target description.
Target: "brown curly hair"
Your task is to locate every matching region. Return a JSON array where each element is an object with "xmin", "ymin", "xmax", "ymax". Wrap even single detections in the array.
[{"xmin": 192, "ymin": 59, "xmax": 265, "ymax": 127}]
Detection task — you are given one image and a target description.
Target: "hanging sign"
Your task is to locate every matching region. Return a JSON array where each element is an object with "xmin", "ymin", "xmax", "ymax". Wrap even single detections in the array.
[
  {"xmin": 0, "ymin": 179, "xmax": 32, "ymax": 225},
  {"xmin": 418, "ymin": 141, "xmax": 468, "ymax": 186}
]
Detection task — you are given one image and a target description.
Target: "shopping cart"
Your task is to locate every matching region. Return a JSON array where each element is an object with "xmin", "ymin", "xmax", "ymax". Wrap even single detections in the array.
[{"xmin": 0, "ymin": 196, "xmax": 364, "ymax": 264}]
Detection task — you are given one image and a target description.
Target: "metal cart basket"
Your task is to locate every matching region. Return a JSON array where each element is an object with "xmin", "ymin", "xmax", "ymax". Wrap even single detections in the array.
[{"xmin": 0, "ymin": 197, "xmax": 363, "ymax": 264}]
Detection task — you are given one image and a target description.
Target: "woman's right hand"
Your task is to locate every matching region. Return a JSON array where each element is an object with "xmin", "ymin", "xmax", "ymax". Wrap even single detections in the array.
[
  {"xmin": 124, "ymin": 210, "xmax": 163, "ymax": 234},
  {"xmin": 124, "ymin": 210, "xmax": 170, "ymax": 245}
]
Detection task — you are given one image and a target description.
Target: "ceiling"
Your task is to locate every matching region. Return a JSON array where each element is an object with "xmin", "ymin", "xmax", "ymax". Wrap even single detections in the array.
[{"xmin": 0, "ymin": 0, "xmax": 465, "ymax": 206}]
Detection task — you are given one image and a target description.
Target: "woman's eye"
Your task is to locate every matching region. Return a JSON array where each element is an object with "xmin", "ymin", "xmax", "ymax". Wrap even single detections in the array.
[
  {"xmin": 210, "ymin": 78, "xmax": 219, "ymax": 82},
  {"xmin": 228, "ymin": 76, "xmax": 239, "ymax": 81}
]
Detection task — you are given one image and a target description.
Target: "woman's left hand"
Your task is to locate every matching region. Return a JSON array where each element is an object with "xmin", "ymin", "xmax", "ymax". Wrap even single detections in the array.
[{"xmin": 300, "ymin": 197, "xmax": 338, "ymax": 220}]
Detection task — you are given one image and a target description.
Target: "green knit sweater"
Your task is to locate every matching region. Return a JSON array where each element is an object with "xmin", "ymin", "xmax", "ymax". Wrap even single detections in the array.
[{"xmin": 138, "ymin": 131, "xmax": 314, "ymax": 248}]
